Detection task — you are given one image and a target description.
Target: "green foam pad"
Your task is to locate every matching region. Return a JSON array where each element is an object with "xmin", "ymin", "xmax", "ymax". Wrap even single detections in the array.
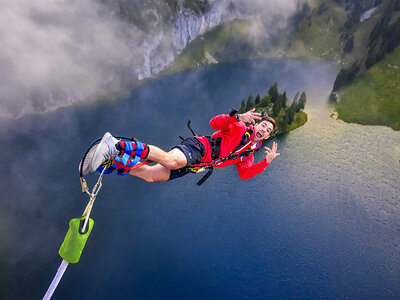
[{"xmin": 59, "ymin": 217, "xmax": 94, "ymax": 263}]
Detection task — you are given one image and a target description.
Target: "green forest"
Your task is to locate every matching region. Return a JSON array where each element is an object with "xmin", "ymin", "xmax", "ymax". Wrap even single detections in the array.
[{"xmin": 238, "ymin": 83, "xmax": 308, "ymax": 135}]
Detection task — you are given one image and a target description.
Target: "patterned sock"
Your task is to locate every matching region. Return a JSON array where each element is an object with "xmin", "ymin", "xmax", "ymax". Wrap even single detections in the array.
[{"xmin": 116, "ymin": 140, "xmax": 149, "ymax": 159}]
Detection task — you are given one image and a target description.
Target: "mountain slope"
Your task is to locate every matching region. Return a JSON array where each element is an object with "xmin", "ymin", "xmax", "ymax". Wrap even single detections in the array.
[{"xmin": 335, "ymin": 44, "xmax": 400, "ymax": 130}]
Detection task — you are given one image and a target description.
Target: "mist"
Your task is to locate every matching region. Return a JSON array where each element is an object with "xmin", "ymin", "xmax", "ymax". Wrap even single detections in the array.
[{"xmin": 0, "ymin": 0, "xmax": 298, "ymax": 119}]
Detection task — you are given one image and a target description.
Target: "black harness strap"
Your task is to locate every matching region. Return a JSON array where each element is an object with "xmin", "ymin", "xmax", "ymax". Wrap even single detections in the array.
[
  {"xmin": 196, "ymin": 167, "xmax": 214, "ymax": 186},
  {"xmin": 209, "ymin": 136, "xmax": 222, "ymax": 159},
  {"xmin": 187, "ymin": 119, "xmax": 197, "ymax": 136}
]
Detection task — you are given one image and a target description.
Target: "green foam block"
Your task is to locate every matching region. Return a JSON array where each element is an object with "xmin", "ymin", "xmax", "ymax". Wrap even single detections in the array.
[{"xmin": 59, "ymin": 217, "xmax": 94, "ymax": 263}]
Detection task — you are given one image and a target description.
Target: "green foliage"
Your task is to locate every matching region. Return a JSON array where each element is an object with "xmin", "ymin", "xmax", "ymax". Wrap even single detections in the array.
[
  {"xmin": 268, "ymin": 83, "xmax": 279, "ymax": 103},
  {"xmin": 237, "ymin": 83, "xmax": 308, "ymax": 135},
  {"xmin": 287, "ymin": 0, "xmax": 347, "ymax": 58},
  {"xmin": 272, "ymin": 96, "xmax": 283, "ymax": 116},
  {"xmin": 239, "ymin": 99, "xmax": 246, "ymax": 114},
  {"xmin": 260, "ymin": 94, "xmax": 271, "ymax": 107},
  {"xmin": 288, "ymin": 102, "xmax": 297, "ymax": 124},
  {"xmin": 298, "ymin": 92, "xmax": 307, "ymax": 111},
  {"xmin": 336, "ymin": 44, "xmax": 400, "ymax": 130},
  {"xmin": 245, "ymin": 94, "xmax": 254, "ymax": 111},
  {"xmin": 281, "ymin": 91, "xmax": 288, "ymax": 108}
]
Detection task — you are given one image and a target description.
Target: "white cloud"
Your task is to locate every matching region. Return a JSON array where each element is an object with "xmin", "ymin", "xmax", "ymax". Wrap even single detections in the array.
[
  {"xmin": 0, "ymin": 0, "xmax": 144, "ymax": 118},
  {"xmin": 0, "ymin": 0, "xmax": 299, "ymax": 119}
]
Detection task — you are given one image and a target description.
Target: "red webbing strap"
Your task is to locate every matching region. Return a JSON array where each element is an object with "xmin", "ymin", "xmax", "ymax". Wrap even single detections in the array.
[
  {"xmin": 110, "ymin": 158, "xmax": 152, "ymax": 172},
  {"xmin": 130, "ymin": 160, "xmax": 152, "ymax": 170}
]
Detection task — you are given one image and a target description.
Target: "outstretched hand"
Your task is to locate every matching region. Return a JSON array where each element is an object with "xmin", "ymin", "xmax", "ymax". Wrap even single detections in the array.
[
  {"xmin": 264, "ymin": 142, "xmax": 280, "ymax": 164},
  {"xmin": 238, "ymin": 108, "xmax": 262, "ymax": 124}
]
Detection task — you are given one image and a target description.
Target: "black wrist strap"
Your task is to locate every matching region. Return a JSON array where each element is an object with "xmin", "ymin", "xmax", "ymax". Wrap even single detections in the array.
[{"xmin": 228, "ymin": 108, "xmax": 238, "ymax": 117}]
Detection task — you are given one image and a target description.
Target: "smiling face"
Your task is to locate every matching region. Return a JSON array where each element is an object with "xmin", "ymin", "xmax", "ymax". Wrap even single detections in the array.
[{"xmin": 253, "ymin": 120, "xmax": 274, "ymax": 142}]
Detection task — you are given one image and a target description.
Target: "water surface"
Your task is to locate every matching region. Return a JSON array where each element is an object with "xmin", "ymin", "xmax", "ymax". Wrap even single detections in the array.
[{"xmin": 0, "ymin": 59, "xmax": 399, "ymax": 299}]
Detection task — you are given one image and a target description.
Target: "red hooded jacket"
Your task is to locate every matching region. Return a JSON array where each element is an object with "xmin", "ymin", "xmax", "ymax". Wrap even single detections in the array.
[{"xmin": 194, "ymin": 114, "xmax": 270, "ymax": 180}]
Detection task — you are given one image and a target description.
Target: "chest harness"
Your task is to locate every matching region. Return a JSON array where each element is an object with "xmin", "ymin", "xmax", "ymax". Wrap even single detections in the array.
[{"xmin": 182, "ymin": 120, "xmax": 262, "ymax": 185}]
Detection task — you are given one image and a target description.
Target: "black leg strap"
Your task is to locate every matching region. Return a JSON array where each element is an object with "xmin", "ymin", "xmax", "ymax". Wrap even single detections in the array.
[{"xmin": 196, "ymin": 167, "xmax": 214, "ymax": 186}]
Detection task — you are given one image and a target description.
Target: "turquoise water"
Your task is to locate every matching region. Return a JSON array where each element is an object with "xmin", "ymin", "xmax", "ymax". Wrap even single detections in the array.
[{"xmin": 0, "ymin": 59, "xmax": 399, "ymax": 299}]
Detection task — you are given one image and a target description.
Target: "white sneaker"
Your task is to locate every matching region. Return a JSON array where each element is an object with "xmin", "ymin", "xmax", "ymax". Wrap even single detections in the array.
[
  {"xmin": 89, "ymin": 132, "xmax": 119, "ymax": 173},
  {"xmin": 78, "ymin": 144, "xmax": 98, "ymax": 176}
]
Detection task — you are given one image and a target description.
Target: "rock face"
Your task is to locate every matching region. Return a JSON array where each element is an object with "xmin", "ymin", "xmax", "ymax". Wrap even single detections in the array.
[
  {"xmin": 137, "ymin": 0, "xmax": 238, "ymax": 79},
  {"xmin": 172, "ymin": 1, "xmax": 237, "ymax": 52}
]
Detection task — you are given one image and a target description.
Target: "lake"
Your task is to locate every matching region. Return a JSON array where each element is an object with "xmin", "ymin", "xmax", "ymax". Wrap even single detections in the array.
[{"xmin": 0, "ymin": 59, "xmax": 399, "ymax": 299}]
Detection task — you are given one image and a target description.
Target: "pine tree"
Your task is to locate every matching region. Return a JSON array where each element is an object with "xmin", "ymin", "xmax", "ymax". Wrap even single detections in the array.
[
  {"xmin": 239, "ymin": 99, "xmax": 246, "ymax": 113},
  {"xmin": 298, "ymin": 92, "xmax": 307, "ymax": 111},
  {"xmin": 245, "ymin": 94, "xmax": 254, "ymax": 111},
  {"xmin": 268, "ymin": 83, "xmax": 279, "ymax": 104},
  {"xmin": 282, "ymin": 91, "xmax": 288, "ymax": 107},
  {"xmin": 272, "ymin": 95, "xmax": 282, "ymax": 116},
  {"xmin": 261, "ymin": 94, "xmax": 271, "ymax": 107},
  {"xmin": 255, "ymin": 94, "xmax": 261, "ymax": 106},
  {"xmin": 288, "ymin": 102, "xmax": 296, "ymax": 124},
  {"xmin": 282, "ymin": 110, "xmax": 290, "ymax": 131}
]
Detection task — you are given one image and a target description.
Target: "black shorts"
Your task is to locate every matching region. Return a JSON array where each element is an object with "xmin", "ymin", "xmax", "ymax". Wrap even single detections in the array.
[{"xmin": 169, "ymin": 137, "xmax": 205, "ymax": 181}]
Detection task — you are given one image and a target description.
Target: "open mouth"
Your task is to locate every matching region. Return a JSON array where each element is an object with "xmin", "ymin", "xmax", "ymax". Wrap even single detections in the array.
[{"xmin": 256, "ymin": 132, "xmax": 263, "ymax": 139}]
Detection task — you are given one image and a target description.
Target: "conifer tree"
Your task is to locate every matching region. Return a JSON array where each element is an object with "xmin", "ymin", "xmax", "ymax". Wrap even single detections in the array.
[
  {"xmin": 282, "ymin": 110, "xmax": 290, "ymax": 131},
  {"xmin": 298, "ymin": 92, "xmax": 307, "ymax": 111},
  {"xmin": 272, "ymin": 95, "xmax": 282, "ymax": 116},
  {"xmin": 239, "ymin": 99, "xmax": 246, "ymax": 113},
  {"xmin": 261, "ymin": 94, "xmax": 271, "ymax": 107},
  {"xmin": 255, "ymin": 94, "xmax": 261, "ymax": 106},
  {"xmin": 288, "ymin": 102, "xmax": 296, "ymax": 124},
  {"xmin": 268, "ymin": 83, "xmax": 279, "ymax": 104},
  {"xmin": 245, "ymin": 94, "xmax": 254, "ymax": 111},
  {"xmin": 282, "ymin": 91, "xmax": 288, "ymax": 107}
]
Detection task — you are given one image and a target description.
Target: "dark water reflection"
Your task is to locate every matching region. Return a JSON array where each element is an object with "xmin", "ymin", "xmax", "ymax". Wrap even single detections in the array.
[{"xmin": 0, "ymin": 59, "xmax": 399, "ymax": 299}]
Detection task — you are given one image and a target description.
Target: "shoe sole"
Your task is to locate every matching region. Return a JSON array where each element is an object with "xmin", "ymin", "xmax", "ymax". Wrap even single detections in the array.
[
  {"xmin": 78, "ymin": 144, "xmax": 98, "ymax": 176},
  {"xmin": 89, "ymin": 132, "xmax": 113, "ymax": 173}
]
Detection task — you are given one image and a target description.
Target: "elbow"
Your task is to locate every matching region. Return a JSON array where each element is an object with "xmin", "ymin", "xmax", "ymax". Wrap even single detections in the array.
[
  {"xmin": 239, "ymin": 173, "xmax": 251, "ymax": 180},
  {"xmin": 209, "ymin": 120, "xmax": 217, "ymax": 130}
]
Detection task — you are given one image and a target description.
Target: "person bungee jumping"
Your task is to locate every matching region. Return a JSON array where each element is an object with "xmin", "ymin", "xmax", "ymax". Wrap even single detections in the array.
[{"xmin": 82, "ymin": 108, "xmax": 280, "ymax": 185}]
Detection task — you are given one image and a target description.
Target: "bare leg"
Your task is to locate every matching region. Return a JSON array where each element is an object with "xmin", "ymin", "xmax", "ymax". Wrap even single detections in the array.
[
  {"xmin": 145, "ymin": 146, "xmax": 187, "ymax": 170},
  {"xmin": 128, "ymin": 146, "xmax": 187, "ymax": 183},
  {"xmin": 129, "ymin": 163, "xmax": 171, "ymax": 182}
]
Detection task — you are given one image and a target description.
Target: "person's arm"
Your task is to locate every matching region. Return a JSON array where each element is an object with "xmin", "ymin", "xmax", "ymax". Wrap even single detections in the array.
[
  {"xmin": 209, "ymin": 114, "xmax": 238, "ymax": 131},
  {"xmin": 236, "ymin": 154, "xmax": 269, "ymax": 180},
  {"xmin": 209, "ymin": 108, "xmax": 262, "ymax": 131},
  {"xmin": 236, "ymin": 142, "xmax": 280, "ymax": 180}
]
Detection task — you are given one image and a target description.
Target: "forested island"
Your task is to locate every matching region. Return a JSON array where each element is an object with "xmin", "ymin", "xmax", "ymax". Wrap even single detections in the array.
[{"xmin": 238, "ymin": 83, "xmax": 307, "ymax": 135}]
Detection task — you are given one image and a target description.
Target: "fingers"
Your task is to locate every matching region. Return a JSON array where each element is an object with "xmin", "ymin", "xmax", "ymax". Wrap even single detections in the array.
[
  {"xmin": 251, "ymin": 112, "xmax": 262, "ymax": 120},
  {"xmin": 272, "ymin": 142, "xmax": 277, "ymax": 152},
  {"xmin": 264, "ymin": 143, "xmax": 280, "ymax": 159}
]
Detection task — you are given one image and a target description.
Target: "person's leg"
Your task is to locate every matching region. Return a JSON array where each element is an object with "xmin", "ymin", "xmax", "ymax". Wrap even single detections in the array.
[
  {"xmin": 129, "ymin": 163, "xmax": 171, "ymax": 182},
  {"xmin": 129, "ymin": 147, "xmax": 188, "ymax": 182},
  {"xmin": 146, "ymin": 146, "xmax": 188, "ymax": 170}
]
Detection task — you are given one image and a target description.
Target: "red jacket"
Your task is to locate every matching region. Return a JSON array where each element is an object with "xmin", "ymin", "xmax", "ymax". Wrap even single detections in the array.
[{"xmin": 195, "ymin": 114, "xmax": 270, "ymax": 180}]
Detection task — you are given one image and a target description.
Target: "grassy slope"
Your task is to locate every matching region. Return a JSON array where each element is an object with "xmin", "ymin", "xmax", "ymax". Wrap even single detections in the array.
[
  {"xmin": 288, "ymin": 111, "xmax": 308, "ymax": 132},
  {"xmin": 336, "ymin": 45, "xmax": 400, "ymax": 130},
  {"xmin": 286, "ymin": 1, "xmax": 347, "ymax": 59}
]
